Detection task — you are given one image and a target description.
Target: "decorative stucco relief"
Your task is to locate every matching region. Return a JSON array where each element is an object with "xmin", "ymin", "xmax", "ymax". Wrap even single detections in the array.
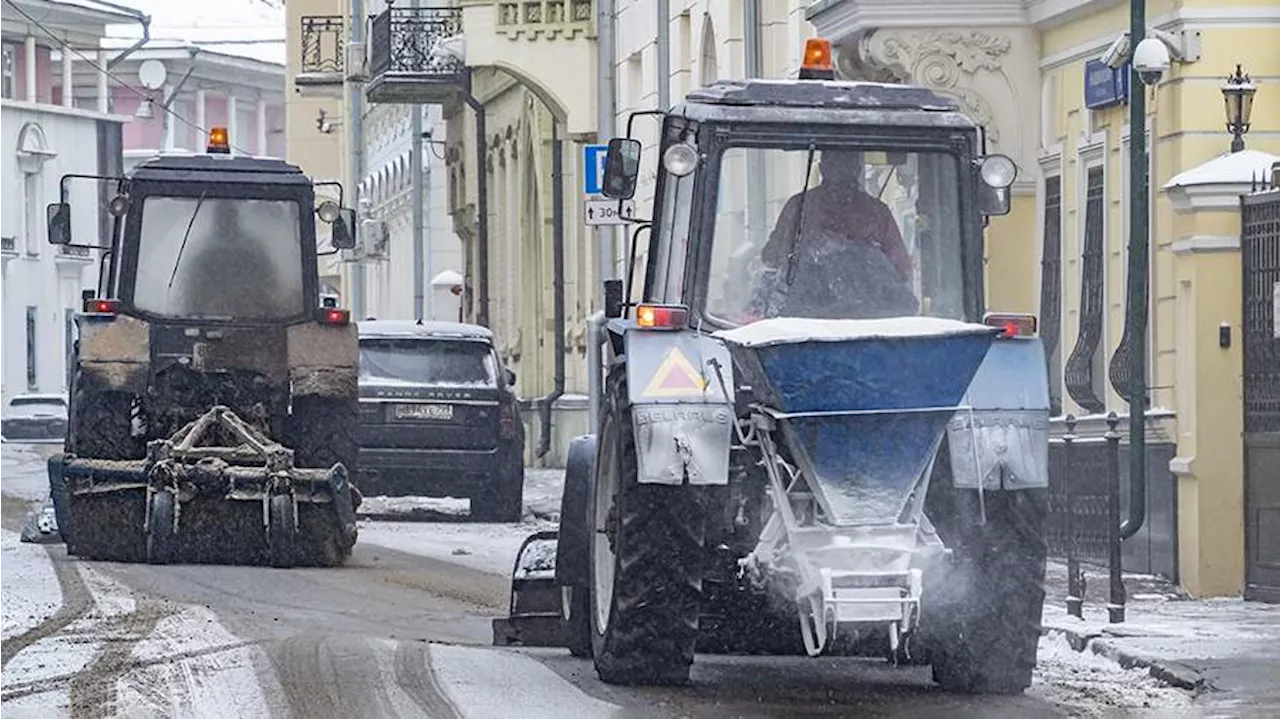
[{"xmin": 844, "ymin": 28, "xmax": 1038, "ymax": 186}]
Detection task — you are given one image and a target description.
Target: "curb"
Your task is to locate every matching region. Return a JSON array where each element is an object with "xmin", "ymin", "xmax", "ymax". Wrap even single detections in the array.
[{"xmin": 1043, "ymin": 624, "xmax": 1206, "ymax": 692}]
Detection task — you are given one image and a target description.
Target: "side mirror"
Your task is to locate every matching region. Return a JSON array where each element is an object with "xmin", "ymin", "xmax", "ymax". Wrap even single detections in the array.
[
  {"xmin": 979, "ymin": 185, "xmax": 1011, "ymax": 216},
  {"xmin": 504, "ymin": 368, "xmax": 517, "ymax": 387},
  {"xmin": 331, "ymin": 208, "xmax": 357, "ymax": 249},
  {"xmin": 47, "ymin": 203, "xmax": 71, "ymax": 245},
  {"xmin": 603, "ymin": 278, "xmax": 624, "ymax": 319},
  {"xmin": 602, "ymin": 138, "xmax": 641, "ymax": 200}
]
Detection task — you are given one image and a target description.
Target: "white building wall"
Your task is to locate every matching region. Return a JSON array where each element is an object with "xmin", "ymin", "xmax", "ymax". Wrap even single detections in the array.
[
  {"xmin": 1, "ymin": 103, "xmax": 121, "ymax": 406},
  {"xmin": 361, "ymin": 101, "xmax": 462, "ymax": 322}
]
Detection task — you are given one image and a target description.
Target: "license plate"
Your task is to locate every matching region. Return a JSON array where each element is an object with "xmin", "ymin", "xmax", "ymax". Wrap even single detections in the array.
[{"xmin": 395, "ymin": 403, "xmax": 454, "ymax": 421}]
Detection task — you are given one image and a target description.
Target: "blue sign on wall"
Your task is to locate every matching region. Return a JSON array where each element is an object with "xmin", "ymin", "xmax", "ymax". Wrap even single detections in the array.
[
  {"xmin": 1084, "ymin": 58, "xmax": 1131, "ymax": 110},
  {"xmin": 583, "ymin": 144, "xmax": 608, "ymax": 195}
]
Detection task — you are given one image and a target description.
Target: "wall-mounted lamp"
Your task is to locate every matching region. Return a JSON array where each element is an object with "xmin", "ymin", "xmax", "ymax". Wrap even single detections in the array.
[{"xmin": 1222, "ymin": 64, "xmax": 1257, "ymax": 153}]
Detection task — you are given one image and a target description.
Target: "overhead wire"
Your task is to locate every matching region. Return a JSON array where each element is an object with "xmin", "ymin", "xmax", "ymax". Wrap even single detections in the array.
[{"xmin": 4, "ymin": 0, "xmax": 255, "ymax": 155}]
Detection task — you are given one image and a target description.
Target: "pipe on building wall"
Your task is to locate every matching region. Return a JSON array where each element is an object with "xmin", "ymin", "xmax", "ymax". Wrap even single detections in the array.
[
  {"xmin": 463, "ymin": 85, "xmax": 490, "ymax": 327},
  {"xmin": 595, "ymin": 0, "xmax": 617, "ymax": 302},
  {"xmin": 349, "ymin": 0, "xmax": 366, "ymax": 318},
  {"xmin": 537, "ymin": 122, "xmax": 567, "ymax": 459},
  {"xmin": 412, "ymin": 105, "xmax": 426, "ymax": 321},
  {"xmin": 657, "ymin": 0, "xmax": 669, "ymax": 110}
]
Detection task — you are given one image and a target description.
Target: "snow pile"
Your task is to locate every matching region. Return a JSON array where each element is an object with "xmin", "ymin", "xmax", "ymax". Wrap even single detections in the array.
[
  {"xmin": 714, "ymin": 316, "xmax": 995, "ymax": 348},
  {"xmin": 514, "ymin": 538, "xmax": 557, "ymax": 580},
  {"xmin": 1029, "ymin": 633, "xmax": 1192, "ymax": 714},
  {"xmin": 358, "ymin": 468, "xmax": 566, "ymax": 523},
  {"xmin": 1, "ymin": 528, "xmax": 63, "ymax": 641},
  {"xmin": 1, "ymin": 443, "xmax": 58, "ymax": 502},
  {"xmin": 358, "ymin": 519, "xmax": 558, "ymax": 577}
]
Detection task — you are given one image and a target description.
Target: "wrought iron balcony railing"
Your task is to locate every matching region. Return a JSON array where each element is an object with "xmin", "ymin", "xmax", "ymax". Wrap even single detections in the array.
[
  {"xmin": 299, "ymin": 15, "xmax": 345, "ymax": 81},
  {"xmin": 369, "ymin": 6, "xmax": 464, "ymax": 79}
]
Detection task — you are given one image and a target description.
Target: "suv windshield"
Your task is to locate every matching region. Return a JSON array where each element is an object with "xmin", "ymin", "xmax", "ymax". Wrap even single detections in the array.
[
  {"xmin": 132, "ymin": 196, "xmax": 305, "ymax": 320},
  {"xmin": 706, "ymin": 146, "xmax": 964, "ymax": 325},
  {"xmin": 359, "ymin": 339, "xmax": 498, "ymax": 387}
]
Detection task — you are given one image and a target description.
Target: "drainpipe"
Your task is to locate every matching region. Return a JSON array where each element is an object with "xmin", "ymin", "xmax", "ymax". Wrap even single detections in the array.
[
  {"xmin": 743, "ymin": 0, "xmax": 766, "ymax": 250},
  {"xmin": 103, "ymin": 6, "xmax": 150, "ymax": 73},
  {"xmin": 595, "ymin": 0, "xmax": 616, "ymax": 301},
  {"xmin": 537, "ymin": 122, "xmax": 567, "ymax": 459},
  {"xmin": 1121, "ymin": 0, "xmax": 1148, "ymax": 540},
  {"xmin": 657, "ymin": 0, "xmax": 669, "ymax": 109},
  {"xmin": 348, "ymin": 0, "xmax": 366, "ymax": 318},
  {"xmin": 412, "ymin": 111, "xmax": 425, "ymax": 320},
  {"xmin": 462, "ymin": 80, "xmax": 490, "ymax": 327}
]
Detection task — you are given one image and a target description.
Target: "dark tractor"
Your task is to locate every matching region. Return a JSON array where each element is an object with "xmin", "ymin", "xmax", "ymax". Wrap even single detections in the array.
[
  {"xmin": 45, "ymin": 128, "xmax": 363, "ymax": 568},
  {"xmin": 494, "ymin": 40, "xmax": 1052, "ymax": 695}
]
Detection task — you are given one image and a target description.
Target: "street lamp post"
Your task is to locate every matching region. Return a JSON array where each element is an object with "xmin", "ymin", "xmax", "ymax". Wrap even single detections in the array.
[{"xmin": 1222, "ymin": 64, "xmax": 1257, "ymax": 153}]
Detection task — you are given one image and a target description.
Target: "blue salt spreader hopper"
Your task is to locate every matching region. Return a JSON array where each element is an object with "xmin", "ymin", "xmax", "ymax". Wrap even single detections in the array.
[{"xmin": 717, "ymin": 317, "xmax": 1001, "ymax": 526}]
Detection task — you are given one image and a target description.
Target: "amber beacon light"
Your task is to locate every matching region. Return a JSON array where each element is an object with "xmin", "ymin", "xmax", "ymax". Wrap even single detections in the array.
[
  {"xmin": 207, "ymin": 126, "xmax": 231, "ymax": 154},
  {"xmin": 800, "ymin": 38, "xmax": 836, "ymax": 80}
]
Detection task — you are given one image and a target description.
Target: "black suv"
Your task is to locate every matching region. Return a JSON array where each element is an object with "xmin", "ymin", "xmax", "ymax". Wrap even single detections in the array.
[{"xmin": 356, "ymin": 320, "xmax": 525, "ymax": 522}]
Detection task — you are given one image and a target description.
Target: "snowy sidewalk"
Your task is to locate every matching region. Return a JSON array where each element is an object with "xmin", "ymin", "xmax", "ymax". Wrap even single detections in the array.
[{"xmin": 1040, "ymin": 562, "xmax": 1280, "ymax": 716}]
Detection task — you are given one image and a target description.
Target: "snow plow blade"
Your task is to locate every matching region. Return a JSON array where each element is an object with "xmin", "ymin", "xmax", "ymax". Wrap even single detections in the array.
[
  {"xmin": 59, "ymin": 405, "xmax": 358, "ymax": 567},
  {"xmin": 492, "ymin": 530, "xmax": 572, "ymax": 647}
]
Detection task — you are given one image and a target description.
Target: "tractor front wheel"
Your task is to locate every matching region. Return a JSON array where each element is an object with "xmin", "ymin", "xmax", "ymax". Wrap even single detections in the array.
[
  {"xmin": 924, "ymin": 488, "xmax": 1047, "ymax": 694},
  {"xmin": 589, "ymin": 371, "xmax": 705, "ymax": 685}
]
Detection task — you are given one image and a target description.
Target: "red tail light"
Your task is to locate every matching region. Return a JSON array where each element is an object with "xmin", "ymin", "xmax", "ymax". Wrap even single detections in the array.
[
  {"xmin": 499, "ymin": 402, "xmax": 517, "ymax": 439},
  {"xmin": 317, "ymin": 307, "xmax": 351, "ymax": 325},
  {"xmin": 83, "ymin": 298, "xmax": 119, "ymax": 315},
  {"xmin": 984, "ymin": 312, "xmax": 1038, "ymax": 338},
  {"xmin": 636, "ymin": 304, "xmax": 689, "ymax": 330}
]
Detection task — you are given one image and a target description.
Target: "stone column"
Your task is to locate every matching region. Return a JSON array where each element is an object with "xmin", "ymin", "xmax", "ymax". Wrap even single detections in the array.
[
  {"xmin": 96, "ymin": 50, "xmax": 109, "ymax": 113},
  {"xmin": 24, "ymin": 36, "xmax": 36, "ymax": 102},
  {"xmin": 61, "ymin": 48, "xmax": 73, "ymax": 108},
  {"xmin": 256, "ymin": 98, "xmax": 268, "ymax": 156},
  {"xmin": 195, "ymin": 89, "xmax": 207, "ymax": 143},
  {"xmin": 227, "ymin": 94, "xmax": 238, "ymax": 152}
]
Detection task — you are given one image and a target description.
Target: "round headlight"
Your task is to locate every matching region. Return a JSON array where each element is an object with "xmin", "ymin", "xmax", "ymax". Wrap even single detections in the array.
[
  {"xmin": 317, "ymin": 200, "xmax": 341, "ymax": 223},
  {"xmin": 662, "ymin": 143, "xmax": 699, "ymax": 177},
  {"xmin": 108, "ymin": 194, "xmax": 130, "ymax": 217},
  {"xmin": 979, "ymin": 154, "xmax": 1018, "ymax": 189}
]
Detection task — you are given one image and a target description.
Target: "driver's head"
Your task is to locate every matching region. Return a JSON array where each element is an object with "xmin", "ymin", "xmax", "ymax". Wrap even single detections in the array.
[{"xmin": 819, "ymin": 150, "xmax": 864, "ymax": 189}]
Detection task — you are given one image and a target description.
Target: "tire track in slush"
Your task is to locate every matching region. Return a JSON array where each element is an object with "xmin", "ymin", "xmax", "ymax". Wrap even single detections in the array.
[
  {"xmin": 66, "ymin": 597, "xmax": 175, "ymax": 719},
  {"xmin": 0, "ymin": 544, "xmax": 94, "ymax": 669},
  {"xmin": 267, "ymin": 633, "xmax": 403, "ymax": 719},
  {"xmin": 394, "ymin": 641, "xmax": 461, "ymax": 719}
]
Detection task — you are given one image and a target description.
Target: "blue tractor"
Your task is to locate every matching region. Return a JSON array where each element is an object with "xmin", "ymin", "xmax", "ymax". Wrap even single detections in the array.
[{"xmin": 495, "ymin": 40, "xmax": 1051, "ymax": 694}]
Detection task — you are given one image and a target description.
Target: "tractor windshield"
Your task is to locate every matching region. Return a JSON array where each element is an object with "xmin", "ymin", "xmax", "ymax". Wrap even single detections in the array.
[
  {"xmin": 705, "ymin": 146, "xmax": 965, "ymax": 325},
  {"xmin": 131, "ymin": 196, "xmax": 306, "ymax": 321}
]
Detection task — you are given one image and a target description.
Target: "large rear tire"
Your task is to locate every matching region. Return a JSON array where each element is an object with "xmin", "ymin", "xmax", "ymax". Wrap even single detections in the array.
[
  {"xmin": 589, "ymin": 371, "xmax": 705, "ymax": 686},
  {"xmin": 923, "ymin": 487, "xmax": 1047, "ymax": 695},
  {"xmin": 146, "ymin": 491, "xmax": 178, "ymax": 565},
  {"xmin": 289, "ymin": 395, "xmax": 359, "ymax": 565}
]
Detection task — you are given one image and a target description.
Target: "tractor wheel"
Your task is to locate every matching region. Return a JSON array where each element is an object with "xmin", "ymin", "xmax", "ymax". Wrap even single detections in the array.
[
  {"xmin": 69, "ymin": 385, "xmax": 141, "ymax": 460},
  {"xmin": 924, "ymin": 487, "xmax": 1047, "ymax": 695},
  {"xmin": 296, "ymin": 503, "xmax": 349, "ymax": 568},
  {"xmin": 268, "ymin": 494, "xmax": 298, "ymax": 569},
  {"xmin": 146, "ymin": 491, "xmax": 178, "ymax": 565},
  {"xmin": 589, "ymin": 371, "xmax": 705, "ymax": 686},
  {"xmin": 566, "ymin": 586, "xmax": 592, "ymax": 658},
  {"xmin": 290, "ymin": 395, "xmax": 359, "ymax": 476}
]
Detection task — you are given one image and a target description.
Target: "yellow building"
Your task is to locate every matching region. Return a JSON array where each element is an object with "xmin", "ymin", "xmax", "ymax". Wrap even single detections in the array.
[
  {"xmin": 809, "ymin": 0, "xmax": 1280, "ymax": 598},
  {"xmin": 284, "ymin": 0, "xmax": 350, "ymax": 304}
]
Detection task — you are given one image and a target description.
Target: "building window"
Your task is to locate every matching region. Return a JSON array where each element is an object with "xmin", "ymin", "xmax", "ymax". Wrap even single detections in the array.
[
  {"xmin": 1065, "ymin": 165, "xmax": 1107, "ymax": 413},
  {"xmin": 1110, "ymin": 128, "xmax": 1156, "ymax": 407},
  {"xmin": 1, "ymin": 43, "xmax": 14, "ymax": 99},
  {"xmin": 1039, "ymin": 174, "xmax": 1063, "ymax": 415},
  {"xmin": 26, "ymin": 306, "xmax": 38, "ymax": 390}
]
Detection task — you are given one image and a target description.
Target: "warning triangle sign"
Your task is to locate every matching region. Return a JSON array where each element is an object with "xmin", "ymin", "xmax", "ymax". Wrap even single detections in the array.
[{"xmin": 643, "ymin": 347, "xmax": 708, "ymax": 397}]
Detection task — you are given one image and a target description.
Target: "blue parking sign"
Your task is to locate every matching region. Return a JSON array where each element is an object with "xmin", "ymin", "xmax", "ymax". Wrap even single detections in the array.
[{"xmin": 583, "ymin": 144, "xmax": 608, "ymax": 195}]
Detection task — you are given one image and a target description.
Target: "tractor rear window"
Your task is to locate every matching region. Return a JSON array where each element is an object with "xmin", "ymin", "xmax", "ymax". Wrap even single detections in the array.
[
  {"xmin": 359, "ymin": 339, "xmax": 497, "ymax": 387},
  {"xmin": 706, "ymin": 146, "xmax": 965, "ymax": 325},
  {"xmin": 132, "ymin": 196, "xmax": 305, "ymax": 321}
]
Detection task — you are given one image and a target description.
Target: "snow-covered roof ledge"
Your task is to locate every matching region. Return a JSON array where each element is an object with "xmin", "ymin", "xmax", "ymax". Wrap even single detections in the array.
[{"xmin": 1162, "ymin": 149, "xmax": 1279, "ymax": 213}]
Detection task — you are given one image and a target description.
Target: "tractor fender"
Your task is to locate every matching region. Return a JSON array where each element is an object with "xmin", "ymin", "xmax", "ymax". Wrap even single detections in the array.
[
  {"xmin": 623, "ymin": 328, "xmax": 735, "ymax": 487},
  {"xmin": 554, "ymin": 434, "xmax": 597, "ymax": 588},
  {"xmin": 946, "ymin": 336, "xmax": 1050, "ymax": 491}
]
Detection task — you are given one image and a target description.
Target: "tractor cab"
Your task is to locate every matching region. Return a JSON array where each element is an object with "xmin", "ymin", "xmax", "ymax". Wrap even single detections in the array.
[
  {"xmin": 598, "ymin": 38, "xmax": 1018, "ymax": 329},
  {"xmin": 47, "ymin": 127, "xmax": 358, "ymax": 326}
]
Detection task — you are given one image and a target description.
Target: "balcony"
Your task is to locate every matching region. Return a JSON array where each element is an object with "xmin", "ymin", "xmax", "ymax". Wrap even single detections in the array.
[
  {"xmin": 296, "ymin": 15, "xmax": 345, "ymax": 96},
  {"xmin": 366, "ymin": 6, "xmax": 467, "ymax": 106}
]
